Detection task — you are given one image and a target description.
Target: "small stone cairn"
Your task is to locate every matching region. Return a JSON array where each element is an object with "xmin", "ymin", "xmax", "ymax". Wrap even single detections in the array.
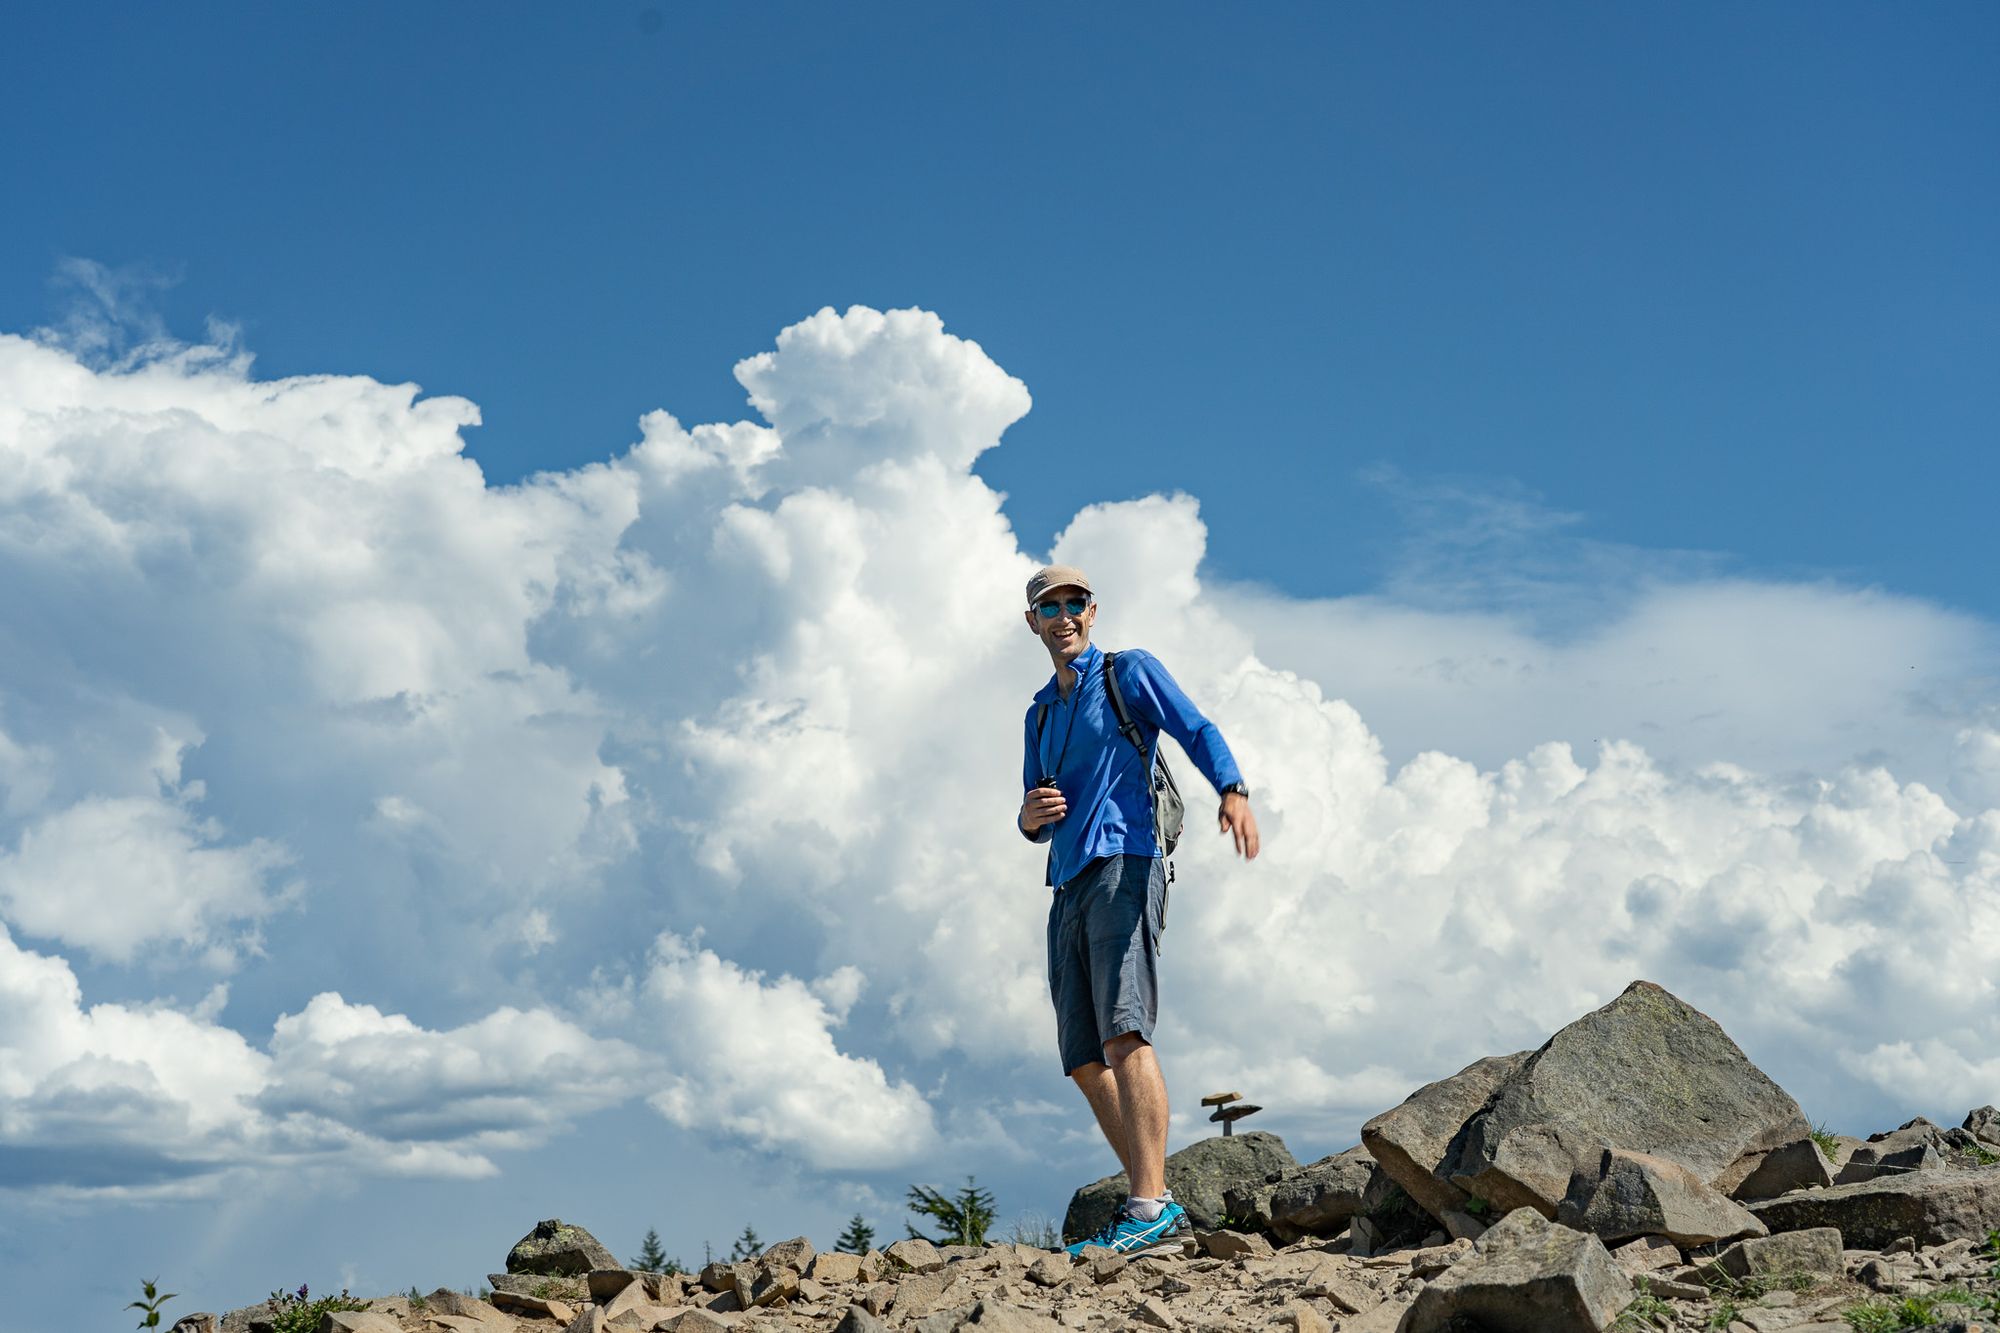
[{"xmin": 199, "ymin": 981, "xmax": 2000, "ymax": 1333}]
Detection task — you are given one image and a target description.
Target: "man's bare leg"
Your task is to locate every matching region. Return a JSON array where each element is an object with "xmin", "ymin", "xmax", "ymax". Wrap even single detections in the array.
[
  {"xmin": 1104, "ymin": 1032, "xmax": 1168, "ymax": 1199},
  {"xmin": 1070, "ymin": 1061, "xmax": 1134, "ymax": 1180}
]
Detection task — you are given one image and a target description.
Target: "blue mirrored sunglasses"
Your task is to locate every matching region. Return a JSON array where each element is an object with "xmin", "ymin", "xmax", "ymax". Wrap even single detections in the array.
[{"xmin": 1034, "ymin": 596, "xmax": 1092, "ymax": 620}]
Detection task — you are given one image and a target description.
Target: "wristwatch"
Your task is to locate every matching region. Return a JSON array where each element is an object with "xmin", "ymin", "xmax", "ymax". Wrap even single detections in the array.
[{"xmin": 1219, "ymin": 782, "xmax": 1249, "ymax": 799}]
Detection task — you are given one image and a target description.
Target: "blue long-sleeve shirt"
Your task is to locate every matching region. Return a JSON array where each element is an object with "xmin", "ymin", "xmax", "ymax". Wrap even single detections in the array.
[{"xmin": 1020, "ymin": 643, "xmax": 1244, "ymax": 888}]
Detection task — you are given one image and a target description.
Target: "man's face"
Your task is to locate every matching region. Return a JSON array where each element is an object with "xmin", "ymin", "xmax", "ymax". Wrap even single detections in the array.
[{"xmin": 1025, "ymin": 587, "xmax": 1096, "ymax": 665}]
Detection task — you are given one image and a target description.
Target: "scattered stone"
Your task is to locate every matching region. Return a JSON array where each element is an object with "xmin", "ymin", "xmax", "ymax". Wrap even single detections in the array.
[
  {"xmin": 423, "ymin": 1291, "xmax": 510, "ymax": 1323},
  {"xmin": 1835, "ymin": 1140, "xmax": 1942, "ymax": 1185},
  {"xmin": 1280, "ymin": 1300, "xmax": 1330, "ymax": 1333},
  {"xmin": 834, "ymin": 1307, "xmax": 888, "ymax": 1333},
  {"xmin": 1559, "ymin": 1147, "xmax": 1769, "ymax": 1246},
  {"xmin": 1362, "ymin": 1050, "xmax": 1534, "ymax": 1223},
  {"xmin": 760, "ymin": 1236, "xmax": 815, "ymax": 1273},
  {"xmin": 747, "ymin": 1263, "xmax": 799, "ymax": 1307},
  {"xmin": 811, "ymin": 1252, "xmax": 864, "ymax": 1284},
  {"xmin": 1445, "ymin": 983, "xmax": 1811, "ymax": 1218},
  {"xmin": 320, "ymin": 1316, "xmax": 402, "ymax": 1333},
  {"xmin": 1732, "ymin": 1138, "xmax": 1837, "ymax": 1201},
  {"xmin": 1027, "ymin": 1254, "xmax": 1072, "ymax": 1287},
  {"xmin": 507, "ymin": 1219, "xmax": 619, "ymax": 1276},
  {"xmin": 587, "ymin": 1270, "xmax": 643, "ymax": 1302},
  {"xmin": 658, "ymin": 1312, "xmax": 737, "ymax": 1333},
  {"xmin": 490, "ymin": 1289, "xmax": 577, "ymax": 1319},
  {"xmin": 1441, "ymin": 1208, "xmax": 1490, "ymax": 1241},
  {"xmin": 1748, "ymin": 1167, "xmax": 2000, "ymax": 1247},
  {"xmin": 1133, "ymin": 1295, "xmax": 1178, "ymax": 1328},
  {"xmin": 1703, "ymin": 1228, "xmax": 1844, "ymax": 1282},
  {"xmin": 1611, "ymin": 1235, "xmax": 1683, "ymax": 1275},
  {"xmin": 1295, "ymin": 1257, "xmax": 1380, "ymax": 1313},
  {"xmin": 1965, "ymin": 1107, "xmax": 2000, "ymax": 1149},
  {"xmin": 1347, "ymin": 1215, "xmax": 1383, "ymax": 1257},
  {"xmin": 885, "ymin": 1237, "xmax": 945, "ymax": 1273},
  {"xmin": 960, "ymin": 1299, "xmax": 1066, "ymax": 1332},
  {"xmin": 1199, "ymin": 1229, "xmax": 1272, "ymax": 1259},
  {"xmin": 1401, "ymin": 1208, "xmax": 1634, "ymax": 1333},
  {"xmin": 490, "ymin": 1273, "xmax": 589, "ymax": 1302}
]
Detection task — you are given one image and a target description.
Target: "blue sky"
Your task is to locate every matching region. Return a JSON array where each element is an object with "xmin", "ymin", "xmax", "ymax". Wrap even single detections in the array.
[
  {"xmin": 2, "ymin": 6, "xmax": 1997, "ymax": 1331},
  {"xmin": 8, "ymin": 3, "xmax": 1995, "ymax": 613}
]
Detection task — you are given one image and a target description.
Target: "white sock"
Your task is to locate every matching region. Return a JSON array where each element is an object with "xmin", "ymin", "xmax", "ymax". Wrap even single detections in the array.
[{"xmin": 1127, "ymin": 1195, "xmax": 1166, "ymax": 1222}]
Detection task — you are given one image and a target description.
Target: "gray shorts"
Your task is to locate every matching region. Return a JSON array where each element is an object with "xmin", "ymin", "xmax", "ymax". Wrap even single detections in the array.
[{"xmin": 1047, "ymin": 854, "xmax": 1167, "ymax": 1076}]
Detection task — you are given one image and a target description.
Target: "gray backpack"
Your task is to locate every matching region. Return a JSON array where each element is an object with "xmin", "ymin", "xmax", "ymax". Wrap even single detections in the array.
[{"xmin": 1036, "ymin": 652, "xmax": 1185, "ymax": 855}]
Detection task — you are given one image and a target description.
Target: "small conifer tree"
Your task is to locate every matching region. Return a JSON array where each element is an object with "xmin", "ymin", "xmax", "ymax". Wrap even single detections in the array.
[
  {"xmin": 834, "ymin": 1213, "xmax": 876, "ymax": 1254},
  {"xmin": 727, "ymin": 1225, "xmax": 762, "ymax": 1262},
  {"xmin": 906, "ymin": 1176, "xmax": 997, "ymax": 1247},
  {"xmin": 630, "ymin": 1228, "xmax": 679, "ymax": 1274}
]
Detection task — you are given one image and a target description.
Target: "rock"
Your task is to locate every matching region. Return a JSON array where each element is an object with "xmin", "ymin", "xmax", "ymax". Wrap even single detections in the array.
[
  {"xmin": 1199, "ymin": 1229, "xmax": 1272, "ymax": 1259},
  {"xmin": 1401, "ymin": 1208, "xmax": 1634, "ymax": 1333},
  {"xmin": 1063, "ymin": 1131, "xmax": 1296, "ymax": 1239},
  {"xmin": 834, "ymin": 1308, "xmax": 889, "ymax": 1333},
  {"xmin": 698, "ymin": 1261, "xmax": 736, "ymax": 1292},
  {"xmin": 1836, "ymin": 1139, "xmax": 1942, "ymax": 1185},
  {"xmin": 1265, "ymin": 1145, "xmax": 1376, "ymax": 1240},
  {"xmin": 1347, "ymin": 1214, "xmax": 1383, "ymax": 1257},
  {"xmin": 961, "ymin": 1300, "xmax": 1066, "ymax": 1332},
  {"xmin": 491, "ymin": 1289, "xmax": 578, "ymax": 1319},
  {"xmin": 587, "ymin": 1270, "xmax": 643, "ymax": 1302},
  {"xmin": 1343, "ymin": 1297, "xmax": 1415, "ymax": 1333},
  {"xmin": 811, "ymin": 1252, "xmax": 864, "ymax": 1283},
  {"xmin": 1733, "ymin": 1138, "xmax": 1837, "ymax": 1201},
  {"xmin": 1441, "ymin": 1209, "xmax": 1490, "ymax": 1241},
  {"xmin": 507, "ymin": 1219, "xmax": 620, "ymax": 1276},
  {"xmin": 1749, "ymin": 1167, "xmax": 2000, "ymax": 1247},
  {"xmin": 659, "ymin": 1312, "xmax": 738, "ymax": 1332},
  {"xmin": 319, "ymin": 1315, "xmax": 401, "ymax": 1333},
  {"xmin": 1362, "ymin": 1050, "xmax": 1533, "ymax": 1223},
  {"xmin": 1703, "ymin": 1228, "xmax": 1844, "ymax": 1282},
  {"xmin": 1280, "ymin": 1301, "xmax": 1329, "ymax": 1333},
  {"xmin": 891, "ymin": 1270, "xmax": 961, "ymax": 1318},
  {"xmin": 1446, "ymin": 982, "xmax": 1810, "ymax": 1216},
  {"xmin": 1558, "ymin": 1148, "xmax": 1769, "ymax": 1246},
  {"xmin": 759, "ymin": 1236, "xmax": 815, "ymax": 1273},
  {"xmin": 885, "ymin": 1237, "xmax": 945, "ymax": 1272},
  {"xmin": 490, "ymin": 1273, "xmax": 589, "ymax": 1301},
  {"xmin": 1027, "ymin": 1254, "xmax": 1072, "ymax": 1287},
  {"xmin": 1295, "ymin": 1256, "xmax": 1381, "ymax": 1313},
  {"xmin": 1965, "ymin": 1107, "xmax": 2000, "ymax": 1148},
  {"xmin": 170, "ymin": 1319, "xmax": 217, "ymax": 1333},
  {"xmin": 1610, "ymin": 1236, "xmax": 1682, "ymax": 1275},
  {"xmin": 564, "ymin": 1310, "xmax": 608, "ymax": 1333},
  {"xmin": 747, "ymin": 1263, "xmax": 799, "ymax": 1307},
  {"xmin": 1133, "ymin": 1295, "xmax": 1177, "ymax": 1328}
]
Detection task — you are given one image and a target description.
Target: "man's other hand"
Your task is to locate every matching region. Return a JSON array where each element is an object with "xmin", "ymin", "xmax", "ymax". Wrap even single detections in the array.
[
  {"xmin": 1021, "ymin": 785, "xmax": 1068, "ymax": 833},
  {"xmin": 1219, "ymin": 792, "xmax": 1259, "ymax": 859}
]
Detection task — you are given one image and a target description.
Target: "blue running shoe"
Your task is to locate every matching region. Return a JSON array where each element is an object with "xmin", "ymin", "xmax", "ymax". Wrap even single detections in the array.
[{"xmin": 1065, "ymin": 1200, "xmax": 1191, "ymax": 1257}]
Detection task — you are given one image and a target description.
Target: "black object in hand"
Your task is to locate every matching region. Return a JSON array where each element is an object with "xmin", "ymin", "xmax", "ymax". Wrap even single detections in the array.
[{"xmin": 1036, "ymin": 776, "xmax": 1060, "ymax": 791}]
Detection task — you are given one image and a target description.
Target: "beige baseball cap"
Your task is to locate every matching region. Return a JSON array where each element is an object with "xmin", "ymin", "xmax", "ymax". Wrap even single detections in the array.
[{"xmin": 1026, "ymin": 564, "xmax": 1093, "ymax": 607}]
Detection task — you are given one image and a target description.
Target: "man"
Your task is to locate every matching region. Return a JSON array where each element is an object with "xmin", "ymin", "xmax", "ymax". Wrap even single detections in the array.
[{"xmin": 1017, "ymin": 564, "xmax": 1259, "ymax": 1257}]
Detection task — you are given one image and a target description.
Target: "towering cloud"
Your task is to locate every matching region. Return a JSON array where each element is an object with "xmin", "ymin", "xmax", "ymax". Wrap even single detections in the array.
[{"xmin": 0, "ymin": 307, "xmax": 1994, "ymax": 1200}]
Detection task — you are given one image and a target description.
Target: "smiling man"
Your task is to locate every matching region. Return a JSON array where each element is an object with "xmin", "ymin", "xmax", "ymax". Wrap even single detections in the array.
[{"xmin": 1017, "ymin": 563, "xmax": 1259, "ymax": 1257}]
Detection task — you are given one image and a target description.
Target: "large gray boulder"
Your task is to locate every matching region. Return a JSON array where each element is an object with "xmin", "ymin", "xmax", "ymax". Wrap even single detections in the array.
[
  {"xmin": 1062, "ymin": 1131, "xmax": 1294, "ymax": 1240},
  {"xmin": 1556, "ymin": 1148, "xmax": 1767, "ymax": 1247},
  {"xmin": 1701, "ymin": 1228, "xmax": 1844, "ymax": 1282},
  {"xmin": 1748, "ymin": 1166, "xmax": 2000, "ymax": 1248},
  {"xmin": 505, "ymin": 1218, "xmax": 619, "ymax": 1275},
  {"xmin": 1444, "ymin": 982, "xmax": 1809, "ymax": 1217},
  {"xmin": 1966, "ymin": 1106, "xmax": 2000, "ymax": 1149},
  {"xmin": 1401, "ymin": 1208, "xmax": 1633, "ymax": 1333},
  {"xmin": 1361, "ymin": 1051, "xmax": 1532, "ymax": 1223},
  {"xmin": 1267, "ymin": 1145, "xmax": 1377, "ymax": 1241}
]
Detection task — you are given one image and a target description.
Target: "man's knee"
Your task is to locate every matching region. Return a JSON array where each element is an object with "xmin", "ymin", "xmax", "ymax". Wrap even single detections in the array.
[
  {"xmin": 1103, "ymin": 1031, "xmax": 1150, "ymax": 1066},
  {"xmin": 1069, "ymin": 1060, "xmax": 1110, "ymax": 1087}
]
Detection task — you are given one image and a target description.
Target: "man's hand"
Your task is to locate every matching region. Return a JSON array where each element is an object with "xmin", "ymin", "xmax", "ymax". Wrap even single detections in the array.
[
  {"xmin": 1020, "ymin": 785, "xmax": 1068, "ymax": 834},
  {"xmin": 1219, "ymin": 792, "xmax": 1259, "ymax": 859}
]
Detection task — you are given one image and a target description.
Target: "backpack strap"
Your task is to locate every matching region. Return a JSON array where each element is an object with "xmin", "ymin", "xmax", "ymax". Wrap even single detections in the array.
[{"xmin": 1101, "ymin": 652, "xmax": 1149, "ymax": 759}]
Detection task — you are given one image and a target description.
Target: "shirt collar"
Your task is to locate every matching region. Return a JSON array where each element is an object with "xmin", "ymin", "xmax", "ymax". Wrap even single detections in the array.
[{"xmin": 1035, "ymin": 641, "xmax": 1102, "ymax": 704}]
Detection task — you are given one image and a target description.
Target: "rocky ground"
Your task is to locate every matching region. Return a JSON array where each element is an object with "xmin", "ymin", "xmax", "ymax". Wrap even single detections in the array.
[{"xmin": 173, "ymin": 982, "xmax": 2000, "ymax": 1333}]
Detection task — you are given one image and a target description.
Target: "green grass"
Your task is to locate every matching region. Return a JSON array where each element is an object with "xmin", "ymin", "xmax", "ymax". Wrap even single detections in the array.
[
  {"xmin": 1809, "ymin": 1121, "xmax": 1842, "ymax": 1160},
  {"xmin": 1964, "ymin": 1141, "xmax": 2000, "ymax": 1167},
  {"xmin": 1706, "ymin": 1297, "xmax": 1741, "ymax": 1332},
  {"xmin": 1844, "ymin": 1287, "xmax": 2000, "ymax": 1332},
  {"xmin": 1613, "ymin": 1281, "xmax": 1673, "ymax": 1331}
]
